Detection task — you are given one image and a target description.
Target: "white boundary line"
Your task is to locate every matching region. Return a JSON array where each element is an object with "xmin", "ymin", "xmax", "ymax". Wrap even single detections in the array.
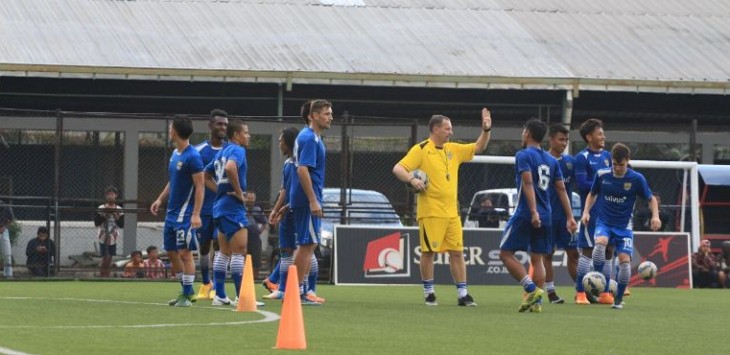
[
  {"xmin": 0, "ymin": 297, "xmax": 280, "ymax": 329},
  {"xmin": 0, "ymin": 346, "xmax": 32, "ymax": 355}
]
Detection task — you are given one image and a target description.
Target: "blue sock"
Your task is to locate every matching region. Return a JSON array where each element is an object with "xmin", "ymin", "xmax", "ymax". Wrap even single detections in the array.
[
  {"xmin": 520, "ymin": 275, "xmax": 536, "ymax": 293},
  {"xmin": 230, "ymin": 254, "xmax": 244, "ymax": 298},
  {"xmin": 213, "ymin": 253, "xmax": 229, "ymax": 298},
  {"xmin": 182, "ymin": 273, "xmax": 195, "ymax": 296},
  {"xmin": 269, "ymin": 259, "xmax": 281, "ymax": 284},
  {"xmin": 279, "ymin": 255, "xmax": 293, "ymax": 293},
  {"xmin": 308, "ymin": 254, "xmax": 318, "ymax": 293},
  {"xmin": 200, "ymin": 253, "xmax": 211, "ymax": 285}
]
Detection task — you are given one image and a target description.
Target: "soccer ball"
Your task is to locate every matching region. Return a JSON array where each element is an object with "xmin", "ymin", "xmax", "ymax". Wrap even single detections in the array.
[
  {"xmin": 608, "ymin": 279, "xmax": 618, "ymax": 297},
  {"xmin": 405, "ymin": 169, "xmax": 429, "ymax": 192},
  {"xmin": 582, "ymin": 271, "xmax": 606, "ymax": 296},
  {"xmin": 637, "ymin": 261, "xmax": 657, "ymax": 280}
]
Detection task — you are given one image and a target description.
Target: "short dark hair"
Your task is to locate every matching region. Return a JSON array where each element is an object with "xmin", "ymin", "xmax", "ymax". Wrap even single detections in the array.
[
  {"xmin": 300, "ymin": 100, "xmax": 312, "ymax": 124},
  {"xmin": 578, "ymin": 118, "xmax": 603, "ymax": 143},
  {"xmin": 209, "ymin": 109, "xmax": 228, "ymax": 122},
  {"xmin": 37, "ymin": 226, "xmax": 49, "ymax": 235},
  {"xmin": 226, "ymin": 119, "xmax": 247, "ymax": 139},
  {"xmin": 172, "ymin": 114, "xmax": 194, "ymax": 139},
  {"xmin": 525, "ymin": 118, "xmax": 547, "ymax": 143},
  {"xmin": 428, "ymin": 115, "xmax": 450, "ymax": 132},
  {"xmin": 611, "ymin": 143, "xmax": 631, "ymax": 162},
  {"xmin": 281, "ymin": 127, "xmax": 299, "ymax": 152},
  {"xmin": 310, "ymin": 99, "xmax": 332, "ymax": 115},
  {"xmin": 549, "ymin": 123, "xmax": 569, "ymax": 137},
  {"xmin": 146, "ymin": 245, "xmax": 158, "ymax": 254},
  {"xmin": 131, "ymin": 250, "xmax": 142, "ymax": 258},
  {"xmin": 104, "ymin": 186, "xmax": 118, "ymax": 194}
]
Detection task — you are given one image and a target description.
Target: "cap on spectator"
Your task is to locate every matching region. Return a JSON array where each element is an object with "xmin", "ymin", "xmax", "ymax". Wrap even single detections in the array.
[{"xmin": 105, "ymin": 186, "xmax": 118, "ymax": 194}]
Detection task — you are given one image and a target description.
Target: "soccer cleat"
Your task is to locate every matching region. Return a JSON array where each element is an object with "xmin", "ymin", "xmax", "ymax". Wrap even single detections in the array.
[
  {"xmin": 457, "ymin": 294, "xmax": 477, "ymax": 307},
  {"xmin": 518, "ymin": 288, "xmax": 544, "ymax": 312},
  {"xmin": 168, "ymin": 293, "xmax": 196, "ymax": 306},
  {"xmin": 306, "ymin": 292, "xmax": 326, "ymax": 304},
  {"xmin": 301, "ymin": 294, "xmax": 323, "ymax": 306},
  {"xmin": 262, "ymin": 279, "xmax": 279, "ymax": 293},
  {"xmin": 529, "ymin": 302, "xmax": 543, "ymax": 313},
  {"xmin": 574, "ymin": 292, "xmax": 590, "ymax": 305},
  {"xmin": 196, "ymin": 283, "xmax": 214, "ymax": 300},
  {"xmin": 598, "ymin": 292, "xmax": 614, "ymax": 305},
  {"xmin": 548, "ymin": 291, "xmax": 565, "ymax": 304},
  {"xmin": 611, "ymin": 302, "xmax": 623, "ymax": 310},
  {"xmin": 586, "ymin": 291, "xmax": 599, "ymax": 304},
  {"xmin": 212, "ymin": 295, "xmax": 233, "ymax": 306},
  {"xmin": 263, "ymin": 291, "xmax": 284, "ymax": 300},
  {"xmin": 174, "ymin": 297, "xmax": 192, "ymax": 307},
  {"xmin": 424, "ymin": 293, "xmax": 438, "ymax": 306}
]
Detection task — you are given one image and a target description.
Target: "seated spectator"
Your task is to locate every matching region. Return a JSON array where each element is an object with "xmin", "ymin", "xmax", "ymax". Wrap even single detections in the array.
[
  {"xmin": 122, "ymin": 250, "xmax": 144, "ymax": 278},
  {"xmin": 716, "ymin": 241, "xmax": 730, "ymax": 288},
  {"xmin": 143, "ymin": 245, "xmax": 166, "ymax": 279},
  {"xmin": 475, "ymin": 197, "xmax": 501, "ymax": 228},
  {"xmin": 25, "ymin": 226, "xmax": 55, "ymax": 277},
  {"xmin": 692, "ymin": 239, "xmax": 725, "ymax": 288}
]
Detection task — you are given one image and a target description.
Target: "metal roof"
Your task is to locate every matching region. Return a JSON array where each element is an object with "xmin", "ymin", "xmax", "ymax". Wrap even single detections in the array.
[
  {"xmin": 1, "ymin": 0, "xmax": 729, "ymax": 94},
  {"xmin": 698, "ymin": 165, "xmax": 730, "ymax": 186}
]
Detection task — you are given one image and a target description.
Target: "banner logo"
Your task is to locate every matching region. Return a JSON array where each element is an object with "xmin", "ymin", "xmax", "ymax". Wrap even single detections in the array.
[{"xmin": 363, "ymin": 232, "xmax": 410, "ymax": 278}]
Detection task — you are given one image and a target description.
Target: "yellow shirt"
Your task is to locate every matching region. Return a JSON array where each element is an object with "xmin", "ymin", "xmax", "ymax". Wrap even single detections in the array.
[{"xmin": 398, "ymin": 139, "xmax": 475, "ymax": 218}]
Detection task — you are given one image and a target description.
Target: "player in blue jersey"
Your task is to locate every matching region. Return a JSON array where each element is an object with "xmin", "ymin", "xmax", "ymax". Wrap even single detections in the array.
[
  {"xmin": 499, "ymin": 119, "xmax": 577, "ymax": 313},
  {"xmin": 580, "ymin": 143, "xmax": 661, "ymax": 309},
  {"xmin": 194, "ymin": 109, "xmax": 228, "ymax": 300},
  {"xmin": 573, "ymin": 118, "xmax": 615, "ymax": 305},
  {"xmin": 263, "ymin": 126, "xmax": 300, "ymax": 300},
  {"xmin": 543, "ymin": 124, "xmax": 579, "ymax": 304},
  {"xmin": 204, "ymin": 119, "xmax": 251, "ymax": 306},
  {"xmin": 290, "ymin": 99, "xmax": 332, "ymax": 305},
  {"xmin": 150, "ymin": 115, "xmax": 205, "ymax": 307}
]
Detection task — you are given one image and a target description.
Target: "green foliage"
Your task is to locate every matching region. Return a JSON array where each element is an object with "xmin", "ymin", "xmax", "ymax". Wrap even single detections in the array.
[
  {"xmin": 0, "ymin": 282, "xmax": 727, "ymax": 354},
  {"xmin": 7, "ymin": 221, "xmax": 21, "ymax": 246}
]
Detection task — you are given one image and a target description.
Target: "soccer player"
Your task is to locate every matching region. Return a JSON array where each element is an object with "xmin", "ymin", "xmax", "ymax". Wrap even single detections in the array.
[
  {"xmin": 194, "ymin": 109, "xmax": 228, "ymax": 300},
  {"xmin": 150, "ymin": 114, "xmax": 205, "ymax": 307},
  {"xmin": 290, "ymin": 99, "xmax": 332, "ymax": 305},
  {"xmin": 544, "ymin": 124, "xmax": 579, "ymax": 304},
  {"xmin": 580, "ymin": 143, "xmax": 661, "ymax": 309},
  {"xmin": 264, "ymin": 126, "xmax": 300, "ymax": 300},
  {"xmin": 573, "ymin": 118, "xmax": 614, "ymax": 305},
  {"xmin": 393, "ymin": 108, "xmax": 492, "ymax": 307},
  {"xmin": 204, "ymin": 120, "xmax": 251, "ymax": 306},
  {"xmin": 499, "ymin": 119, "xmax": 577, "ymax": 313}
]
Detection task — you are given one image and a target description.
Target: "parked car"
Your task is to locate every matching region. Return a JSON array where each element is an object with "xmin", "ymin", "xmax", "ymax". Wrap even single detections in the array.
[
  {"xmin": 319, "ymin": 188, "xmax": 403, "ymax": 262},
  {"xmin": 463, "ymin": 188, "xmax": 582, "ymax": 228}
]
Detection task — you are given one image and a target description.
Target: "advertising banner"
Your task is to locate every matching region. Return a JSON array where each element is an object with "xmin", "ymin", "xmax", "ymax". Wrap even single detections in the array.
[{"xmin": 334, "ymin": 226, "xmax": 690, "ymax": 288}]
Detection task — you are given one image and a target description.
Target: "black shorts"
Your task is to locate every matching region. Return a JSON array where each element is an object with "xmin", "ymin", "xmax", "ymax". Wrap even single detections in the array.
[{"xmin": 100, "ymin": 243, "xmax": 117, "ymax": 257}]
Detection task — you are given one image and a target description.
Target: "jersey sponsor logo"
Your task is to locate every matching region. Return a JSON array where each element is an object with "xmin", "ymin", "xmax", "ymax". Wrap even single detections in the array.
[
  {"xmin": 624, "ymin": 182, "xmax": 632, "ymax": 191},
  {"xmin": 363, "ymin": 232, "xmax": 411, "ymax": 278},
  {"xmin": 604, "ymin": 195, "xmax": 628, "ymax": 204}
]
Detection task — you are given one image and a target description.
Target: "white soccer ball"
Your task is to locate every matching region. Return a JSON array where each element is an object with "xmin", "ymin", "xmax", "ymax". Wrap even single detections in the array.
[
  {"xmin": 638, "ymin": 261, "xmax": 657, "ymax": 280},
  {"xmin": 406, "ymin": 169, "xmax": 429, "ymax": 192},
  {"xmin": 608, "ymin": 279, "xmax": 618, "ymax": 297},
  {"xmin": 582, "ymin": 271, "xmax": 606, "ymax": 296}
]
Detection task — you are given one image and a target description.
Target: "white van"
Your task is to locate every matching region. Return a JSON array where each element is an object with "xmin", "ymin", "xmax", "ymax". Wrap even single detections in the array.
[{"xmin": 463, "ymin": 188, "xmax": 582, "ymax": 228}]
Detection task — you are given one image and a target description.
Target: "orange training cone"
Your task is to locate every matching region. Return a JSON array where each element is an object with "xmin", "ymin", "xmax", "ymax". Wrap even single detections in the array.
[
  {"xmin": 275, "ymin": 265, "xmax": 307, "ymax": 350},
  {"xmin": 235, "ymin": 254, "xmax": 258, "ymax": 312}
]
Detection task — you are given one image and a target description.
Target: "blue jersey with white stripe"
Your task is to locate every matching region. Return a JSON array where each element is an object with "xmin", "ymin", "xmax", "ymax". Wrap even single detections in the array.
[
  {"xmin": 195, "ymin": 140, "xmax": 227, "ymax": 216},
  {"xmin": 290, "ymin": 127, "xmax": 326, "ymax": 208},
  {"xmin": 512, "ymin": 146, "xmax": 563, "ymax": 226},
  {"xmin": 282, "ymin": 158, "xmax": 296, "ymax": 204},
  {"xmin": 574, "ymin": 147, "xmax": 611, "ymax": 215},
  {"xmin": 205, "ymin": 144, "xmax": 247, "ymax": 218},
  {"xmin": 590, "ymin": 168, "xmax": 653, "ymax": 228},
  {"xmin": 550, "ymin": 153, "xmax": 575, "ymax": 222},
  {"xmin": 166, "ymin": 145, "xmax": 204, "ymax": 226}
]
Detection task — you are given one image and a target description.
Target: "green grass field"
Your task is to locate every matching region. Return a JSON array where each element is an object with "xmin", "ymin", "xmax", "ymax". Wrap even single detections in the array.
[{"xmin": 0, "ymin": 281, "xmax": 726, "ymax": 354}]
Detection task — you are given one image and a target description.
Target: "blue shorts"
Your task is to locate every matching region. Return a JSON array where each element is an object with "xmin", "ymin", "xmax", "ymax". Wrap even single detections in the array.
[
  {"xmin": 196, "ymin": 215, "xmax": 216, "ymax": 244},
  {"xmin": 594, "ymin": 220, "xmax": 634, "ymax": 257},
  {"xmin": 499, "ymin": 216, "xmax": 550, "ymax": 254},
  {"xmin": 279, "ymin": 212, "xmax": 297, "ymax": 250},
  {"xmin": 292, "ymin": 206, "xmax": 320, "ymax": 246},
  {"xmin": 163, "ymin": 223, "xmax": 197, "ymax": 252},
  {"xmin": 550, "ymin": 223, "xmax": 577, "ymax": 252},
  {"xmin": 214, "ymin": 215, "xmax": 248, "ymax": 240},
  {"xmin": 576, "ymin": 217, "xmax": 596, "ymax": 249}
]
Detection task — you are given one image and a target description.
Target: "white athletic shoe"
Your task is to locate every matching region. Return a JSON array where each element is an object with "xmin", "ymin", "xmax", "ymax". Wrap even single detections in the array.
[
  {"xmin": 212, "ymin": 295, "xmax": 232, "ymax": 306},
  {"xmin": 232, "ymin": 297, "xmax": 265, "ymax": 307}
]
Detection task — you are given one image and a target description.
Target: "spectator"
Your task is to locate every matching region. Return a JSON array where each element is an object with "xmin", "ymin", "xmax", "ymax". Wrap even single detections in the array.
[
  {"xmin": 633, "ymin": 194, "xmax": 673, "ymax": 231},
  {"xmin": 245, "ymin": 191, "xmax": 268, "ymax": 279},
  {"xmin": 143, "ymin": 245, "xmax": 166, "ymax": 279},
  {"xmin": 122, "ymin": 250, "xmax": 145, "ymax": 278},
  {"xmin": 692, "ymin": 238, "xmax": 725, "ymax": 288},
  {"xmin": 716, "ymin": 241, "xmax": 730, "ymax": 288},
  {"xmin": 0, "ymin": 199, "xmax": 15, "ymax": 278},
  {"xmin": 94, "ymin": 186, "xmax": 125, "ymax": 277},
  {"xmin": 476, "ymin": 197, "xmax": 501, "ymax": 228},
  {"xmin": 25, "ymin": 226, "xmax": 55, "ymax": 277}
]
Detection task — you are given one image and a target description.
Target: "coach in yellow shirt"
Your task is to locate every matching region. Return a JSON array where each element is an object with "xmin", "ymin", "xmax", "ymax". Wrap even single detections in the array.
[{"xmin": 393, "ymin": 108, "xmax": 492, "ymax": 307}]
